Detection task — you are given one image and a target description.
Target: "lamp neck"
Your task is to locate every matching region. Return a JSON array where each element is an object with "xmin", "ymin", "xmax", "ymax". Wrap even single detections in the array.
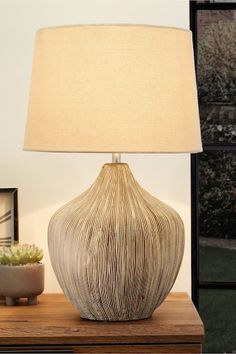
[{"xmin": 112, "ymin": 153, "xmax": 121, "ymax": 163}]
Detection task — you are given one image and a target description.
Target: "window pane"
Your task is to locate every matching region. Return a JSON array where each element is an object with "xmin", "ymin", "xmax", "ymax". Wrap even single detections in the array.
[
  {"xmin": 197, "ymin": 10, "xmax": 236, "ymax": 144},
  {"xmin": 199, "ymin": 243, "xmax": 236, "ymax": 281},
  {"xmin": 199, "ymin": 289, "xmax": 236, "ymax": 353},
  {"xmin": 198, "ymin": 150, "xmax": 236, "ymax": 281}
]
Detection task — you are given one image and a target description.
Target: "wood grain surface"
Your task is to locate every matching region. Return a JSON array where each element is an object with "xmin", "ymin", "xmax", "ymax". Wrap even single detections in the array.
[
  {"xmin": 0, "ymin": 292, "xmax": 204, "ymax": 347},
  {"xmin": 0, "ymin": 344, "xmax": 202, "ymax": 353}
]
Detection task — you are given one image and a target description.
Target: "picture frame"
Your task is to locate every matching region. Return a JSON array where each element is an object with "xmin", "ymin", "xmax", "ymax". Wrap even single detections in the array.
[{"xmin": 0, "ymin": 188, "xmax": 18, "ymax": 247}]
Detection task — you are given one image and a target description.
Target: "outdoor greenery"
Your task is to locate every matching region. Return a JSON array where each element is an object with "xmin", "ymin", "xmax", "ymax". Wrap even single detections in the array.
[
  {"xmin": 200, "ymin": 287, "xmax": 236, "ymax": 353},
  {"xmin": 199, "ymin": 104, "xmax": 236, "ymax": 144},
  {"xmin": 198, "ymin": 20, "xmax": 236, "ymax": 104},
  {"xmin": 199, "ymin": 246, "xmax": 236, "ymax": 352},
  {"xmin": 199, "ymin": 245, "xmax": 236, "ymax": 281},
  {"xmin": 199, "ymin": 151, "xmax": 236, "ymax": 239}
]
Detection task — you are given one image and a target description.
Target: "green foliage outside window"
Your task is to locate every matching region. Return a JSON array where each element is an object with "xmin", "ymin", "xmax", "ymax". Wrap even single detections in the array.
[
  {"xmin": 199, "ymin": 151, "xmax": 236, "ymax": 239},
  {"xmin": 198, "ymin": 21, "xmax": 236, "ymax": 104}
]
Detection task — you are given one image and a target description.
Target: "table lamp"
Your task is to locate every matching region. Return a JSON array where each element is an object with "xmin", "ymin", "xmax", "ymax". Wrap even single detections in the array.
[{"xmin": 24, "ymin": 25, "xmax": 202, "ymax": 321}]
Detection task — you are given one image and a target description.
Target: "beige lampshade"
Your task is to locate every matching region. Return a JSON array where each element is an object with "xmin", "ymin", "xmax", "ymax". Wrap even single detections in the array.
[{"xmin": 24, "ymin": 25, "xmax": 202, "ymax": 153}]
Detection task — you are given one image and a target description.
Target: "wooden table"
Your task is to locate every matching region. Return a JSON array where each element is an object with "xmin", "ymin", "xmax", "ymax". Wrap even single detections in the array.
[{"xmin": 0, "ymin": 292, "xmax": 204, "ymax": 353}]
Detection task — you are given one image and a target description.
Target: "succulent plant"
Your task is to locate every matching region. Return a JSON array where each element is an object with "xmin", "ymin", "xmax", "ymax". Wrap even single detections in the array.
[{"xmin": 0, "ymin": 244, "xmax": 43, "ymax": 266}]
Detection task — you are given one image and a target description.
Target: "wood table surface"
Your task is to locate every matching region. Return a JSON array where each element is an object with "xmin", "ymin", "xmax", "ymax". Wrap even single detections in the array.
[{"xmin": 0, "ymin": 292, "xmax": 204, "ymax": 353}]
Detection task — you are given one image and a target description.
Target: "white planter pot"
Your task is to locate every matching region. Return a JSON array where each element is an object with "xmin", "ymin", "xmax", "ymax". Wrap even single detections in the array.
[{"xmin": 0, "ymin": 263, "xmax": 44, "ymax": 306}]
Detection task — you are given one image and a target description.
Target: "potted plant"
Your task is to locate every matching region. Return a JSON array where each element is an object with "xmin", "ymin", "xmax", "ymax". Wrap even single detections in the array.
[{"xmin": 0, "ymin": 244, "xmax": 44, "ymax": 306}]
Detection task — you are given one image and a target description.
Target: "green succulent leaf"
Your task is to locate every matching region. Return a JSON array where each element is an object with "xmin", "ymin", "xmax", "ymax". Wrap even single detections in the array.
[{"xmin": 0, "ymin": 244, "xmax": 44, "ymax": 266}]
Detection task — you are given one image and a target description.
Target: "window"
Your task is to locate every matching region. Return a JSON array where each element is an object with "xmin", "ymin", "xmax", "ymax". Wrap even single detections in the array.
[{"xmin": 190, "ymin": 1, "xmax": 236, "ymax": 353}]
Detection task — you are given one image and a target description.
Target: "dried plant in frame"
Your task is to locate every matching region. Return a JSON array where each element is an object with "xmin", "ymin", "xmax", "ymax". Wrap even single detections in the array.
[{"xmin": 0, "ymin": 189, "xmax": 18, "ymax": 247}]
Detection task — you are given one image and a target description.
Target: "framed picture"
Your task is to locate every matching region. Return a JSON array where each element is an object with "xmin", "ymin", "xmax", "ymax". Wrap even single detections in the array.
[{"xmin": 0, "ymin": 188, "xmax": 18, "ymax": 247}]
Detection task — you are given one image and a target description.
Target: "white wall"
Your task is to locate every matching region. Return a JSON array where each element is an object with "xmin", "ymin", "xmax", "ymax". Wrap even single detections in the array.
[{"xmin": 0, "ymin": 0, "xmax": 191, "ymax": 294}]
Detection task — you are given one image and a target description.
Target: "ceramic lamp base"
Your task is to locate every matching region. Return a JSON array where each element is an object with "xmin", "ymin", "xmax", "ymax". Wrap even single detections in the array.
[{"xmin": 48, "ymin": 163, "xmax": 184, "ymax": 321}]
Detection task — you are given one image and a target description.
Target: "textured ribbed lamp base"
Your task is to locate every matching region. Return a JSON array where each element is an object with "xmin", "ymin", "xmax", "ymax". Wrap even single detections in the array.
[{"xmin": 48, "ymin": 163, "xmax": 184, "ymax": 321}]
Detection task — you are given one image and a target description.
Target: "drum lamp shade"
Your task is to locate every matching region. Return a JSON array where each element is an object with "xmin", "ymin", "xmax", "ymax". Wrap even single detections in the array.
[{"xmin": 24, "ymin": 25, "xmax": 202, "ymax": 153}]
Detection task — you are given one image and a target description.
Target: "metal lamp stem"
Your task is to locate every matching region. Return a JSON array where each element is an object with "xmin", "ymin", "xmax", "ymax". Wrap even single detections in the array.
[{"xmin": 112, "ymin": 153, "xmax": 121, "ymax": 163}]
